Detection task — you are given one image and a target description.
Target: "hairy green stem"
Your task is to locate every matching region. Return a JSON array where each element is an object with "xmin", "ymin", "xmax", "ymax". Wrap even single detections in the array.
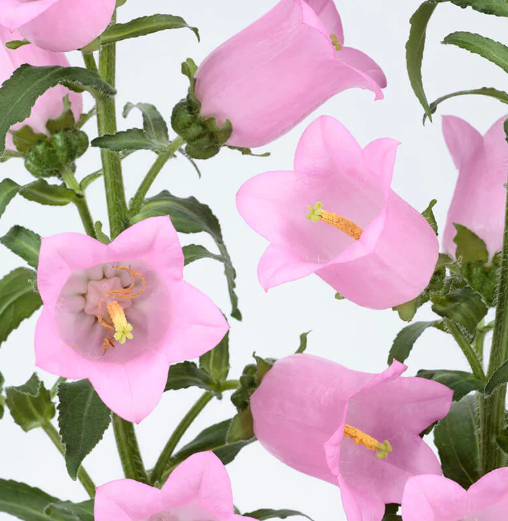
[
  {"xmin": 151, "ymin": 392, "xmax": 214, "ymax": 486},
  {"xmin": 95, "ymin": 11, "xmax": 129, "ymax": 237},
  {"xmin": 81, "ymin": 51, "xmax": 98, "ymax": 73},
  {"xmin": 42, "ymin": 421, "xmax": 96, "ymax": 497},
  {"xmin": 112, "ymin": 414, "xmax": 148, "ymax": 484},
  {"xmin": 220, "ymin": 379, "xmax": 239, "ymax": 391},
  {"xmin": 129, "ymin": 136, "xmax": 186, "ymax": 216}
]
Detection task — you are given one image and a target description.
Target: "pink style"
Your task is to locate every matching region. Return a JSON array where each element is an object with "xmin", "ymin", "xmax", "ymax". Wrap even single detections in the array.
[
  {"xmin": 195, "ymin": 0, "xmax": 387, "ymax": 149},
  {"xmin": 35, "ymin": 216, "xmax": 229, "ymax": 423}
]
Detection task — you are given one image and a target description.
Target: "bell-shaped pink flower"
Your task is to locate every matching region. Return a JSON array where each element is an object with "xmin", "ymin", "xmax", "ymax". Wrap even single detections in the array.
[
  {"xmin": 442, "ymin": 115, "xmax": 508, "ymax": 259},
  {"xmin": 236, "ymin": 116, "xmax": 439, "ymax": 309},
  {"xmin": 35, "ymin": 217, "xmax": 229, "ymax": 423},
  {"xmin": 0, "ymin": 0, "xmax": 115, "ymax": 52},
  {"xmin": 401, "ymin": 469, "xmax": 508, "ymax": 521},
  {"xmin": 250, "ymin": 354, "xmax": 453, "ymax": 521},
  {"xmin": 95, "ymin": 451, "xmax": 253, "ymax": 521},
  {"xmin": 195, "ymin": 0, "xmax": 387, "ymax": 149},
  {"xmin": 0, "ymin": 26, "xmax": 82, "ymax": 150}
]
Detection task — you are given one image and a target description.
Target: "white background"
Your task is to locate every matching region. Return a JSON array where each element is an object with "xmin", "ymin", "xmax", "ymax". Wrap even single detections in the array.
[{"xmin": 0, "ymin": 1, "xmax": 506, "ymax": 519}]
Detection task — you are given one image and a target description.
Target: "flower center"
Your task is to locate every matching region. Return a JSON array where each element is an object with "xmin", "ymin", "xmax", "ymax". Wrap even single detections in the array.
[
  {"xmin": 96, "ymin": 266, "xmax": 146, "ymax": 354},
  {"xmin": 343, "ymin": 424, "xmax": 392, "ymax": 459},
  {"xmin": 306, "ymin": 201, "xmax": 363, "ymax": 240},
  {"xmin": 330, "ymin": 34, "xmax": 342, "ymax": 51}
]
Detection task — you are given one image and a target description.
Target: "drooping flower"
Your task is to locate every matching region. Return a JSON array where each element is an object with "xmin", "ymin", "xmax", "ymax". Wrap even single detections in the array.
[
  {"xmin": 95, "ymin": 451, "xmax": 253, "ymax": 521},
  {"xmin": 35, "ymin": 217, "xmax": 229, "ymax": 423},
  {"xmin": 250, "ymin": 354, "xmax": 453, "ymax": 521},
  {"xmin": 0, "ymin": 25, "xmax": 82, "ymax": 150},
  {"xmin": 236, "ymin": 115, "xmax": 439, "ymax": 309},
  {"xmin": 442, "ymin": 115, "xmax": 508, "ymax": 260},
  {"xmin": 0, "ymin": 0, "xmax": 115, "ymax": 52},
  {"xmin": 401, "ymin": 469, "xmax": 508, "ymax": 521},
  {"xmin": 194, "ymin": 0, "xmax": 386, "ymax": 149}
]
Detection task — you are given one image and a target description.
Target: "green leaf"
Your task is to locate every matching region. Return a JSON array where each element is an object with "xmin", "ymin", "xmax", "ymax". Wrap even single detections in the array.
[
  {"xmin": 416, "ymin": 369, "xmax": 484, "ymax": 400},
  {"xmin": 406, "ymin": 1, "xmax": 438, "ymax": 120},
  {"xmin": 58, "ymin": 379, "xmax": 111, "ymax": 480},
  {"xmin": 200, "ymin": 332, "xmax": 230, "ymax": 383},
  {"xmin": 99, "ymin": 14, "xmax": 199, "ymax": 46},
  {"xmin": 10, "ymin": 125, "xmax": 46, "ymax": 153},
  {"xmin": 227, "ymin": 146, "xmax": 270, "ymax": 157},
  {"xmin": 123, "ymin": 102, "xmax": 169, "ymax": 147},
  {"xmin": 422, "ymin": 199, "xmax": 438, "ymax": 235},
  {"xmin": 0, "ymin": 226, "xmax": 41, "ymax": 268},
  {"xmin": 434, "ymin": 395, "xmax": 481, "ymax": 489},
  {"xmin": 0, "ymin": 178, "xmax": 21, "ymax": 219},
  {"xmin": 5, "ymin": 374, "xmax": 55, "ymax": 432},
  {"xmin": 243, "ymin": 510, "xmax": 313, "ymax": 521},
  {"xmin": 496, "ymin": 434, "xmax": 508, "ymax": 455},
  {"xmin": 0, "ymin": 64, "xmax": 115, "ymax": 155},
  {"xmin": 424, "ymin": 87, "xmax": 508, "ymax": 123},
  {"xmin": 392, "ymin": 298, "xmax": 419, "ymax": 322},
  {"xmin": 432, "ymin": 286, "xmax": 488, "ymax": 335},
  {"xmin": 441, "ymin": 0, "xmax": 508, "ymax": 16},
  {"xmin": 388, "ymin": 321, "xmax": 438, "ymax": 364},
  {"xmin": 453, "ymin": 224, "xmax": 489, "ymax": 263},
  {"xmin": 295, "ymin": 331, "xmax": 311, "ymax": 354},
  {"xmin": 165, "ymin": 361, "xmax": 216, "ymax": 392},
  {"xmin": 5, "ymin": 39, "xmax": 30, "ymax": 50},
  {"xmin": 0, "ymin": 268, "xmax": 42, "ymax": 348},
  {"xmin": 44, "ymin": 501, "xmax": 94, "ymax": 521},
  {"xmin": 0, "ymin": 150, "xmax": 24, "ymax": 163},
  {"xmin": 133, "ymin": 191, "xmax": 241, "ymax": 320},
  {"xmin": 443, "ymin": 31, "xmax": 508, "ymax": 73},
  {"xmin": 0, "ymin": 371, "xmax": 5, "ymax": 420},
  {"xmin": 183, "ymin": 244, "xmax": 231, "ymax": 267},
  {"xmin": 177, "ymin": 148, "xmax": 202, "ymax": 178},
  {"xmin": 0, "ymin": 479, "xmax": 59, "ymax": 521},
  {"xmin": 227, "ymin": 407, "xmax": 255, "ymax": 444},
  {"xmin": 20, "ymin": 179, "xmax": 75, "ymax": 206},
  {"xmin": 484, "ymin": 359, "xmax": 508, "ymax": 395},
  {"xmin": 91, "ymin": 128, "xmax": 166, "ymax": 152}
]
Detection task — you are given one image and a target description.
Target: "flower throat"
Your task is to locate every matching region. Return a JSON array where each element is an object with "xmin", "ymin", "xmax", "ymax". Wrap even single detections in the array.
[{"xmin": 306, "ymin": 201, "xmax": 363, "ymax": 240}]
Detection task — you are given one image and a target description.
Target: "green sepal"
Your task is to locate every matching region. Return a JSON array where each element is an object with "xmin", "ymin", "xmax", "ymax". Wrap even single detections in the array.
[
  {"xmin": 9, "ymin": 126, "xmax": 46, "ymax": 154},
  {"xmin": 200, "ymin": 332, "xmax": 230, "ymax": 384},
  {"xmin": 231, "ymin": 364, "xmax": 258, "ymax": 412},
  {"xmin": 243, "ymin": 509, "xmax": 313, "ymax": 521},
  {"xmin": 421, "ymin": 199, "xmax": 438, "ymax": 235},
  {"xmin": 46, "ymin": 95, "xmax": 76, "ymax": 134},
  {"xmin": 94, "ymin": 221, "xmax": 111, "ymax": 244},
  {"xmin": 5, "ymin": 39, "xmax": 30, "ymax": 50},
  {"xmin": 453, "ymin": 224, "xmax": 489, "ymax": 263},
  {"xmin": 295, "ymin": 331, "xmax": 311, "ymax": 354},
  {"xmin": 227, "ymin": 407, "xmax": 255, "ymax": 444},
  {"xmin": 226, "ymin": 146, "xmax": 270, "ymax": 157}
]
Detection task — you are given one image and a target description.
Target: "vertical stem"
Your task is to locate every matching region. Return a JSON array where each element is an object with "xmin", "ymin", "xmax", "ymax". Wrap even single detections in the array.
[
  {"xmin": 112, "ymin": 414, "xmax": 148, "ymax": 484},
  {"xmin": 95, "ymin": 11, "xmax": 129, "ymax": 238}
]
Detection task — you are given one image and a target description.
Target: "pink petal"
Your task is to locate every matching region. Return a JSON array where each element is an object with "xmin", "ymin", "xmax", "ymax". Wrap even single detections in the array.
[
  {"xmin": 162, "ymin": 452, "xmax": 235, "ymax": 519},
  {"xmin": 304, "ymin": 0, "xmax": 344, "ymax": 43},
  {"xmin": 401, "ymin": 475, "xmax": 468, "ymax": 521},
  {"xmin": 362, "ymin": 137, "xmax": 400, "ymax": 186},
  {"xmin": 469, "ymin": 467, "xmax": 508, "ymax": 516},
  {"xmin": 0, "ymin": 0, "xmax": 60, "ymax": 31},
  {"xmin": 336, "ymin": 47, "xmax": 387, "ymax": 92},
  {"xmin": 338, "ymin": 479, "xmax": 385, "ymax": 521},
  {"xmin": 442, "ymin": 115, "xmax": 483, "ymax": 170}
]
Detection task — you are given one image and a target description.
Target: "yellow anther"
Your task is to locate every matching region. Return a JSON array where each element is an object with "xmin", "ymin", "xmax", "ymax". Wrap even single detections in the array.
[
  {"xmin": 307, "ymin": 201, "xmax": 363, "ymax": 240},
  {"xmin": 107, "ymin": 301, "xmax": 134, "ymax": 345},
  {"xmin": 330, "ymin": 33, "xmax": 342, "ymax": 51},
  {"xmin": 343, "ymin": 424, "xmax": 392, "ymax": 460}
]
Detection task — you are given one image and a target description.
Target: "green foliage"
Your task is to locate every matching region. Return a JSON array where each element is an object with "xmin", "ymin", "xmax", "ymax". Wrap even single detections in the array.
[
  {"xmin": 0, "ymin": 179, "xmax": 21, "ymax": 219},
  {"xmin": 91, "ymin": 128, "xmax": 167, "ymax": 153},
  {"xmin": 0, "ymin": 226, "xmax": 41, "ymax": 268},
  {"xmin": 58, "ymin": 380, "xmax": 111, "ymax": 480},
  {"xmin": 227, "ymin": 407, "xmax": 255, "ymax": 444},
  {"xmin": 183, "ymin": 244, "xmax": 231, "ymax": 267},
  {"xmin": 416, "ymin": 369, "xmax": 484, "ymax": 400},
  {"xmin": 10, "ymin": 126, "xmax": 46, "ymax": 153},
  {"xmin": 295, "ymin": 331, "xmax": 311, "ymax": 354},
  {"xmin": 20, "ymin": 179, "xmax": 75, "ymax": 206},
  {"xmin": 123, "ymin": 102, "xmax": 169, "ymax": 147},
  {"xmin": 440, "ymin": 0, "xmax": 508, "ymax": 16},
  {"xmin": 422, "ymin": 199, "xmax": 438, "ymax": 235},
  {"xmin": 226, "ymin": 146, "xmax": 270, "ymax": 157},
  {"xmin": 44, "ymin": 500, "xmax": 94, "ymax": 521},
  {"xmin": 434, "ymin": 395, "xmax": 481, "ymax": 489},
  {"xmin": 165, "ymin": 361, "xmax": 216, "ymax": 393},
  {"xmin": 0, "ymin": 372, "xmax": 5, "ymax": 420},
  {"xmin": 0, "ymin": 268, "xmax": 42, "ymax": 348},
  {"xmin": 5, "ymin": 374, "xmax": 55, "ymax": 432},
  {"xmin": 231, "ymin": 364, "xmax": 258, "ymax": 412},
  {"xmin": 5, "ymin": 39, "xmax": 30, "ymax": 50},
  {"xmin": 46, "ymin": 95, "xmax": 76, "ymax": 134},
  {"xmin": 453, "ymin": 224, "xmax": 489, "ymax": 263},
  {"xmin": 200, "ymin": 332, "xmax": 230, "ymax": 384},
  {"xmin": 388, "ymin": 321, "xmax": 439, "ymax": 364},
  {"xmin": 0, "ymin": 64, "xmax": 115, "ymax": 155},
  {"xmin": 94, "ymin": 221, "xmax": 111, "ymax": 245},
  {"xmin": 406, "ymin": 1, "xmax": 439, "ymax": 119},
  {"xmin": 0, "ymin": 479, "xmax": 59, "ymax": 521},
  {"xmin": 485, "ymin": 359, "xmax": 508, "ymax": 395},
  {"xmin": 132, "ymin": 191, "xmax": 241, "ymax": 320},
  {"xmin": 443, "ymin": 32, "xmax": 508, "ymax": 73},
  {"xmin": 243, "ymin": 510, "xmax": 313, "ymax": 521}
]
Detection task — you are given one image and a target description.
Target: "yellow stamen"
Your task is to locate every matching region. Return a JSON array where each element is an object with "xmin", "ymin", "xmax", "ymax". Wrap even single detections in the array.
[
  {"xmin": 343, "ymin": 424, "xmax": 392, "ymax": 459},
  {"xmin": 107, "ymin": 266, "xmax": 146, "ymax": 299},
  {"xmin": 107, "ymin": 301, "xmax": 134, "ymax": 345},
  {"xmin": 330, "ymin": 33, "xmax": 342, "ymax": 51},
  {"xmin": 306, "ymin": 201, "xmax": 363, "ymax": 240}
]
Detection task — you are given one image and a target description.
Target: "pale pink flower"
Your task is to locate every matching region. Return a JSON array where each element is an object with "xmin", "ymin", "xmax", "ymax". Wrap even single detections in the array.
[
  {"xmin": 402, "ymin": 469, "xmax": 508, "ymax": 521},
  {"xmin": 0, "ymin": 25, "xmax": 82, "ymax": 150},
  {"xmin": 236, "ymin": 116, "xmax": 439, "ymax": 309},
  {"xmin": 195, "ymin": 0, "xmax": 386, "ymax": 148},
  {"xmin": 250, "ymin": 354, "xmax": 453, "ymax": 521},
  {"xmin": 95, "ymin": 452, "xmax": 253, "ymax": 521},
  {"xmin": 442, "ymin": 115, "xmax": 508, "ymax": 259},
  {"xmin": 35, "ymin": 217, "xmax": 229, "ymax": 423},
  {"xmin": 0, "ymin": 0, "xmax": 115, "ymax": 52}
]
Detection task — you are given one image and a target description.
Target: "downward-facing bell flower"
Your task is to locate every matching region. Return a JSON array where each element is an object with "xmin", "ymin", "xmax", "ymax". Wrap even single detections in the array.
[
  {"xmin": 194, "ymin": 0, "xmax": 387, "ymax": 148},
  {"xmin": 0, "ymin": 0, "xmax": 115, "ymax": 52},
  {"xmin": 442, "ymin": 115, "xmax": 508, "ymax": 260},
  {"xmin": 0, "ymin": 25, "xmax": 82, "ymax": 151},
  {"xmin": 95, "ymin": 452, "xmax": 254, "ymax": 521},
  {"xmin": 236, "ymin": 115, "xmax": 439, "ymax": 309},
  {"xmin": 35, "ymin": 216, "xmax": 229, "ymax": 423},
  {"xmin": 401, "ymin": 469, "xmax": 508, "ymax": 521},
  {"xmin": 250, "ymin": 354, "xmax": 453, "ymax": 521}
]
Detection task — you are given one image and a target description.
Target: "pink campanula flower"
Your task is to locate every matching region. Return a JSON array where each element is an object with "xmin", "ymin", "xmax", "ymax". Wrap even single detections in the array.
[
  {"xmin": 236, "ymin": 115, "xmax": 439, "ymax": 309},
  {"xmin": 195, "ymin": 0, "xmax": 387, "ymax": 149},
  {"xmin": 401, "ymin": 469, "xmax": 508, "ymax": 521},
  {"xmin": 0, "ymin": 25, "xmax": 82, "ymax": 151},
  {"xmin": 442, "ymin": 115, "xmax": 508, "ymax": 260},
  {"xmin": 95, "ymin": 452, "xmax": 254, "ymax": 521},
  {"xmin": 0, "ymin": 0, "xmax": 115, "ymax": 52},
  {"xmin": 35, "ymin": 217, "xmax": 229, "ymax": 423},
  {"xmin": 250, "ymin": 354, "xmax": 453, "ymax": 521}
]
